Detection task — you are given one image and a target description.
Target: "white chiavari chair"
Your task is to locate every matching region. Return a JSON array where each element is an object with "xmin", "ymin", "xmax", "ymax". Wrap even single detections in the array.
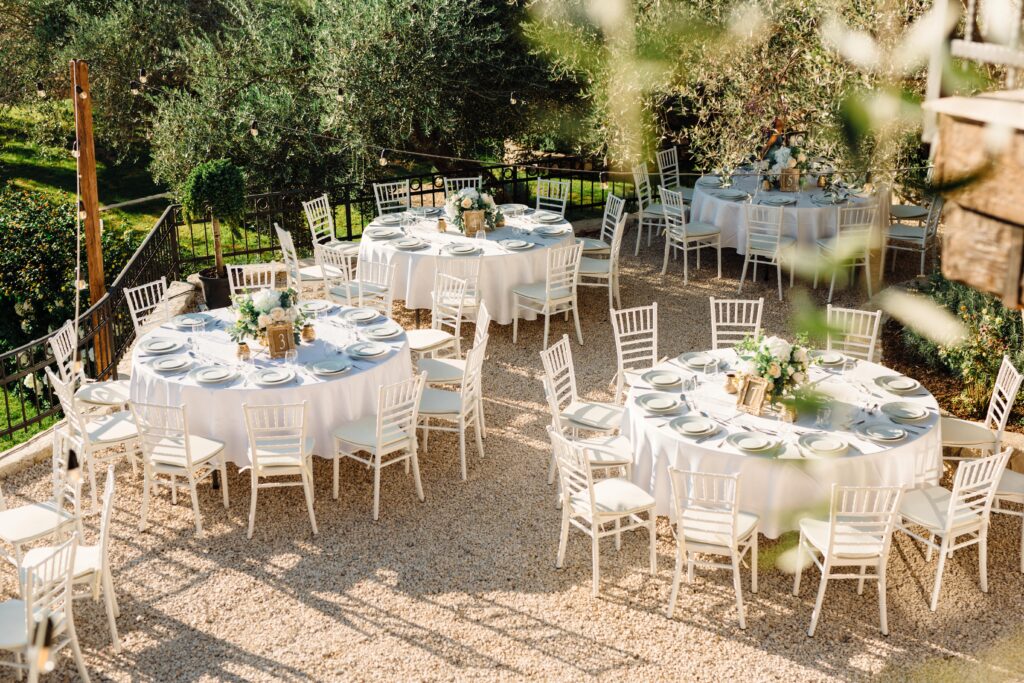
[
  {"xmin": 793, "ymin": 485, "xmax": 904, "ymax": 636},
  {"xmin": 22, "ymin": 467, "xmax": 120, "ymax": 651},
  {"xmin": 816, "ymin": 204, "xmax": 877, "ymax": 302},
  {"xmin": 610, "ymin": 303, "xmax": 659, "ymax": 402},
  {"xmin": 242, "ymin": 402, "xmax": 317, "ymax": 539},
  {"xmin": 418, "ymin": 302, "xmax": 491, "ymax": 386},
  {"xmin": 709, "ymin": 297, "xmax": 763, "ymax": 350},
  {"xmin": 227, "ymin": 263, "xmax": 279, "ymax": 297},
  {"xmin": 303, "ymin": 194, "xmax": 360, "ymax": 259},
  {"xmin": 631, "ymin": 164, "xmax": 666, "ymax": 255},
  {"xmin": 418, "ymin": 341, "xmax": 487, "ymax": 481},
  {"xmin": 661, "ymin": 186, "xmax": 721, "ymax": 282},
  {"xmin": 49, "ymin": 320, "xmax": 130, "ymax": 409},
  {"xmin": 890, "ymin": 195, "xmax": 930, "ymax": 222},
  {"xmin": 549, "ymin": 428, "xmax": 657, "ymax": 597},
  {"xmin": 316, "ymin": 244, "xmax": 358, "ymax": 307},
  {"xmin": 887, "ymin": 195, "xmax": 944, "ymax": 277},
  {"xmin": 45, "ymin": 368, "xmax": 138, "ymax": 511},
  {"xmin": 656, "ymin": 147, "xmax": 694, "ymax": 201},
  {"xmin": 125, "ymin": 277, "xmax": 170, "ymax": 335},
  {"xmin": 0, "ymin": 430, "xmax": 82, "ymax": 568},
  {"xmin": 373, "ymin": 180, "xmax": 411, "ymax": 216},
  {"xmin": 535, "ymin": 178, "xmax": 570, "ymax": 217},
  {"xmin": 352, "ymin": 258, "xmax": 396, "ymax": 316},
  {"xmin": 276, "ymin": 223, "xmax": 338, "ymax": 298},
  {"xmin": 332, "ymin": 374, "xmax": 427, "ymax": 520},
  {"xmin": 667, "ymin": 469, "xmax": 759, "ymax": 629},
  {"xmin": 436, "ymin": 257, "xmax": 481, "ymax": 324},
  {"xmin": 443, "ymin": 176, "xmax": 482, "ymax": 198},
  {"xmin": 576, "ymin": 194, "xmax": 625, "ymax": 255},
  {"xmin": 942, "ymin": 356, "xmax": 1022, "ymax": 461},
  {"xmin": 739, "ymin": 203, "xmax": 791, "ymax": 301},
  {"xmin": 897, "ymin": 448, "xmax": 1011, "ymax": 611},
  {"xmin": 826, "ymin": 305, "xmax": 881, "ymax": 363},
  {"xmin": 994, "ymin": 464, "xmax": 1024, "ymax": 573},
  {"xmin": 578, "ymin": 211, "xmax": 625, "ymax": 310},
  {"xmin": 133, "ymin": 402, "xmax": 229, "ymax": 539},
  {"xmin": 407, "ymin": 273, "xmax": 466, "ymax": 359},
  {"xmin": 0, "ymin": 536, "xmax": 89, "ymax": 681},
  {"xmin": 512, "ymin": 241, "xmax": 583, "ymax": 349}
]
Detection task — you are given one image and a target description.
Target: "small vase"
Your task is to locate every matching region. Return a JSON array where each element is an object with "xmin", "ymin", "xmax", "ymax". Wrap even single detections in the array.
[
  {"xmin": 236, "ymin": 343, "xmax": 251, "ymax": 362},
  {"xmin": 724, "ymin": 372, "xmax": 739, "ymax": 394},
  {"xmin": 301, "ymin": 323, "xmax": 316, "ymax": 343},
  {"xmin": 437, "ymin": 217, "xmax": 447, "ymax": 233}
]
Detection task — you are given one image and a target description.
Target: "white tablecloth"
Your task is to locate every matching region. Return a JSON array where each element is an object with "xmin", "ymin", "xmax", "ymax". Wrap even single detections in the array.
[
  {"xmin": 622, "ymin": 348, "xmax": 941, "ymax": 537},
  {"xmin": 358, "ymin": 212, "xmax": 575, "ymax": 325},
  {"xmin": 689, "ymin": 174, "xmax": 876, "ymax": 255},
  {"xmin": 130, "ymin": 306, "xmax": 413, "ymax": 467}
]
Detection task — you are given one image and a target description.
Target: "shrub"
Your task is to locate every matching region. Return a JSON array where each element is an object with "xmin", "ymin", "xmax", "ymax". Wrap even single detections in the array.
[
  {"xmin": 0, "ymin": 188, "xmax": 141, "ymax": 351},
  {"xmin": 902, "ymin": 274, "xmax": 1024, "ymax": 415}
]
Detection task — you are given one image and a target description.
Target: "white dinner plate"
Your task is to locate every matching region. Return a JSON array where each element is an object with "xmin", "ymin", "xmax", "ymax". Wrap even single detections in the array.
[
  {"xmin": 715, "ymin": 189, "xmax": 748, "ymax": 201},
  {"xmin": 409, "ymin": 207, "xmax": 439, "ymax": 217},
  {"xmin": 669, "ymin": 415, "xmax": 716, "ymax": 437},
  {"xmin": 365, "ymin": 323, "xmax": 403, "ymax": 340},
  {"xmin": 149, "ymin": 355, "xmax": 191, "ymax": 373},
  {"xmin": 344, "ymin": 308, "xmax": 380, "ymax": 324},
  {"xmin": 760, "ymin": 196, "xmax": 797, "ymax": 206},
  {"xmin": 678, "ymin": 351, "xmax": 718, "ymax": 370},
  {"xmin": 310, "ymin": 359, "xmax": 352, "ymax": 376},
  {"xmin": 696, "ymin": 175, "xmax": 722, "ymax": 187},
  {"xmin": 881, "ymin": 401, "xmax": 929, "ymax": 423},
  {"xmin": 859, "ymin": 423, "xmax": 906, "ymax": 442},
  {"xmin": 637, "ymin": 393, "xmax": 682, "ymax": 414},
  {"xmin": 193, "ymin": 366, "xmax": 238, "ymax": 384},
  {"xmin": 254, "ymin": 367, "xmax": 295, "ymax": 386},
  {"xmin": 533, "ymin": 211, "xmax": 562, "ymax": 223},
  {"xmin": 534, "ymin": 225, "xmax": 569, "ymax": 237},
  {"xmin": 498, "ymin": 239, "xmax": 533, "ymax": 251},
  {"xmin": 726, "ymin": 432, "xmax": 779, "ymax": 454},
  {"xmin": 445, "ymin": 244, "xmax": 481, "ymax": 256},
  {"xmin": 798, "ymin": 432, "xmax": 849, "ymax": 456},
  {"xmin": 394, "ymin": 237, "xmax": 428, "ymax": 251},
  {"xmin": 364, "ymin": 226, "xmax": 402, "ymax": 239},
  {"xmin": 298, "ymin": 300, "xmax": 333, "ymax": 315},
  {"xmin": 641, "ymin": 370, "xmax": 682, "ymax": 388},
  {"xmin": 499, "ymin": 203, "xmax": 528, "ymax": 215},
  {"xmin": 139, "ymin": 337, "xmax": 182, "ymax": 355},
  {"xmin": 877, "ymin": 375, "xmax": 921, "ymax": 394},
  {"xmin": 347, "ymin": 341, "xmax": 389, "ymax": 359},
  {"xmin": 812, "ymin": 350, "xmax": 845, "ymax": 366},
  {"xmin": 375, "ymin": 214, "xmax": 402, "ymax": 226},
  {"xmin": 172, "ymin": 313, "xmax": 212, "ymax": 329}
]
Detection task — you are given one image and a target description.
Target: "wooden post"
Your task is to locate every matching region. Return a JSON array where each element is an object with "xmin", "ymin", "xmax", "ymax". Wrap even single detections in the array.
[{"xmin": 71, "ymin": 59, "xmax": 112, "ymax": 375}]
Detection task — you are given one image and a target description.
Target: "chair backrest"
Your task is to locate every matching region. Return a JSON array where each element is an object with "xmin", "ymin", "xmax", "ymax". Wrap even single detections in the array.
[
  {"xmin": 45, "ymin": 368, "xmax": 88, "ymax": 449},
  {"xmin": 373, "ymin": 180, "xmax": 411, "ymax": 215},
  {"xmin": 710, "ymin": 297, "xmax": 764, "ymax": 350},
  {"xmin": 656, "ymin": 147, "xmax": 680, "ymax": 190},
  {"xmin": 227, "ymin": 263, "xmax": 278, "ymax": 297},
  {"xmin": 444, "ymin": 176, "xmax": 482, "ymax": 198},
  {"xmin": 545, "ymin": 242, "xmax": 583, "ymax": 300},
  {"xmin": 535, "ymin": 178, "xmax": 570, "ymax": 216},
  {"xmin": 275, "ymin": 224, "xmax": 303, "ymax": 296},
  {"xmin": 599, "ymin": 194, "xmax": 626, "ymax": 243},
  {"xmin": 21, "ymin": 535, "xmax": 76, "ymax": 652},
  {"xmin": 376, "ymin": 374, "xmax": 426, "ymax": 455},
  {"xmin": 460, "ymin": 337, "xmax": 489, "ymax": 410},
  {"xmin": 97, "ymin": 466, "xmax": 115, "ymax": 576},
  {"xmin": 660, "ymin": 186, "xmax": 687, "ymax": 236},
  {"xmin": 48, "ymin": 320, "xmax": 78, "ymax": 384},
  {"xmin": 668, "ymin": 468, "xmax": 742, "ymax": 550},
  {"xmin": 610, "ymin": 304, "xmax": 658, "ymax": 377},
  {"xmin": 835, "ymin": 205, "xmax": 877, "ymax": 253},
  {"xmin": 125, "ymin": 277, "xmax": 169, "ymax": 335},
  {"xmin": 826, "ymin": 305, "xmax": 881, "ymax": 362},
  {"xmin": 986, "ymin": 356, "xmax": 1024, "ymax": 435},
  {"xmin": 631, "ymin": 164, "xmax": 655, "ymax": 211},
  {"xmin": 473, "ymin": 302, "xmax": 492, "ymax": 348},
  {"xmin": 50, "ymin": 428, "xmax": 82, "ymax": 530},
  {"xmin": 924, "ymin": 195, "xmax": 945, "ymax": 238},
  {"xmin": 539, "ymin": 335, "xmax": 578, "ymax": 428},
  {"xmin": 944, "ymin": 448, "xmax": 1012, "ymax": 532},
  {"xmin": 744, "ymin": 204, "xmax": 784, "ymax": 256},
  {"xmin": 548, "ymin": 427, "xmax": 595, "ymax": 513},
  {"xmin": 355, "ymin": 258, "xmax": 396, "ymax": 314},
  {"xmin": 438, "ymin": 257, "xmax": 481, "ymax": 302},
  {"xmin": 315, "ymin": 243, "xmax": 355, "ymax": 295},
  {"xmin": 303, "ymin": 194, "xmax": 335, "ymax": 245},
  {"xmin": 606, "ymin": 213, "xmax": 627, "ymax": 272},
  {"xmin": 131, "ymin": 402, "xmax": 198, "ymax": 470},
  {"xmin": 431, "ymin": 273, "xmax": 467, "ymax": 341},
  {"xmin": 242, "ymin": 402, "xmax": 309, "ymax": 471},
  {"xmin": 823, "ymin": 484, "xmax": 903, "ymax": 559}
]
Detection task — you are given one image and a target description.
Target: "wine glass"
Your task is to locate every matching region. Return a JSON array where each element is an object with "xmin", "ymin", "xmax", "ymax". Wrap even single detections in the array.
[
  {"xmin": 284, "ymin": 348, "xmax": 298, "ymax": 369},
  {"xmin": 189, "ymin": 320, "xmax": 204, "ymax": 356}
]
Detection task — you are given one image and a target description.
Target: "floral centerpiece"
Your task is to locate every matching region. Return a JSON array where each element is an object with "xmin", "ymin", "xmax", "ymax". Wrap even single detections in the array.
[
  {"xmin": 444, "ymin": 187, "xmax": 502, "ymax": 233},
  {"xmin": 734, "ymin": 334, "xmax": 813, "ymax": 404},
  {"xmin": 229, "ymin": 287, "xmax": 305, "ymax": 345}
]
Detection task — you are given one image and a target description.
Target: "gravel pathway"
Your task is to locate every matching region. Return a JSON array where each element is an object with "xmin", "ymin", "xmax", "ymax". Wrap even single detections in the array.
[{"xmin": 3, "ymin": 242, "xmax": 1023, "ymax": 682}]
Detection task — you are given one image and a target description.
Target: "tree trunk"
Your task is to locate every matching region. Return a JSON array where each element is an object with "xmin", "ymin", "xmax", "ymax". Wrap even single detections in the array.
[{"xmin": 212, "ymin": 216, "xmax": 226, "ymax": 277}]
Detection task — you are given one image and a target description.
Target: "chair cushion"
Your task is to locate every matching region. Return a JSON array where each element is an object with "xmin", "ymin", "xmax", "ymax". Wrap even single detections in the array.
[
  {"xmin": 75, "ymin": 380, "xmax": 130, "ymax": 407},
  {"xmin": 940, "ymin": 416, "xmax": 997, "ymax": 448},
  {"xmin": 148, "ymin": 434, "xmax": 224, "ymax": 469},
  {"xmin": 561, "ymin": 400, "xmax": 623, "ymax": 432},
  {"xmin": 419, "ymin": 387, "xmax": 461, "ymax": 416},
  {"xmin": 799, "ymin": 518, "xmax": 884, "ymax": 558},
  {"xmin": 418, "ymin": 357, "xmax": 466, "ymax": 384},
  {"xmin": 998, "ymin": 468, "xmax": 1024, "ymax": 501},
  {"xmin": 297, "ymin": 264, "xmax": 329, "ymax": 281},
  {"xmin": 572, "ymin": 477, "xmax": 655, "ymax": 515},
  {"xmin": 576, "ymin": 434, "xmax": 633, "ymax": 467},
  {"xmin": 22, "ymin": 544, "xmax": 101, "ymax": 579},
  {"xmin": 642, "ymin": 203, "xmax": 667, "ymax": 216},
  {"xmin": 890, "ymin": 204, "xmax": 928, "ymax": 220},
  {"xmin": 512, "ymin": 282, "xmax": 572, "ymax": 302},
  {"xmin": 887, "ymin": 224, "xmax": 927, "ymax": 242},
  {"xmin": 322, "ymin": 240, "xmax": 361, "ymax": 255},
  {"xmin": 0, "ymin": 502, "xmax": 74, "ymax": 545},
  {"xmin": 669, "ymin": 222, "xmax": 719, "ymax": 239},
  {"xmin": 333, "ymin": 417, "xmax": 378, "ymax": 448},
  {"xmin": 578, "ymin": 257, "xmax": 611, "ymax": 275},
  {"xmin": 577, "ymin": 237, "xmax": 610, "ymax": 252},
  {"xmin": 900, "ymin": 485, "xmax": 982, "ymax": 533},
  {"xmin": 684, "ymin": 508, "xmax": 759, "ymax": 548},
  {"xmin": 407, "ymin": 328, "xmax": 456, "ymax": 353},
  {"xmin": 0, "ymin": 600, "xmax": 28, "ymax": 649},
  {"xmin": 248, "ymin": 437, "xmax": 314, "ymax": 468},
  {"xmin": 86, "ymin": 410, "xmax": 138, "ymax": 445}
]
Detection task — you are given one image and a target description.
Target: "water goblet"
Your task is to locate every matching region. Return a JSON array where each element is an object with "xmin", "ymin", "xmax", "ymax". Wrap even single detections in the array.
[
  {"xmin": 284, "ymin": 348, "xmax": 298, "ymax": 370},
  {"xmin": 815, "ymin": 405, "xmax": 833, "ymax": 430}
]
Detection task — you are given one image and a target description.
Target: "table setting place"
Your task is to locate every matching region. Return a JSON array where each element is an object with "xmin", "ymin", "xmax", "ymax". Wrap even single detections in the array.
[
  {"xmin": 134, "ymin": 304, "xmax": 407, "ymax": 390},
  {"xmin": 629, "ymin": 346, "xmax": 938, "ymax": 460}
]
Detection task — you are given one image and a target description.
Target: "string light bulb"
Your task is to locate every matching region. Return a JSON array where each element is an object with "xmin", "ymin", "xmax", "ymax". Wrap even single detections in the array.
[
  {"xmin": 509, "ymin": 91, "xmax": 517, "ymax": 105},
  {"xmin": 36, "ymin": 82, "xmax": 46, "ymax": 98},
  {"xmin": 335, "ymin": 87, "xmax": 344, "ymax": 102},
  {"xmin": 77, "ymin": 200, "xmax": 87, "ymax": 221},
  {"xmin": 138, "ymin": 68, "xmax": 148, "ymax": 85},
  {"xmin": 75, "ymin": 85, "xmax": 86, "ymax": 100},
  {"xmin": 130, "ymin": 80, "xmax": 141, "ymax": 96},
  {"xmin": 378, "ymin": 149, "xmax": 388, "ymax": 166},
  {"xmin": 249, "ymin": 119, "xmax": 259, "ymax": 137},
  {"xmin": 71, "ymin": 141, "xmax": 79, "ymax": 159}
]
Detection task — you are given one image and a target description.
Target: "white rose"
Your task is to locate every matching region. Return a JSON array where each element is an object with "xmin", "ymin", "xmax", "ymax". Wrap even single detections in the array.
[
  {"xmin": 270, "ymin": 307, "xmax": 286, "ymax": 322},
  {"xmin": 775, "ymin": 147, "xmax": 792, "ymax": 165},
  {"xmin": 739, "ymin": 360, "xmax": 757, "ymax": 376},
  {"xmin": 792, "ymin": 371, "xmax": 806, "ymax": 384},
  {"xmin": 797, "ymin": 153, "xmax": 807, "ymax": 163},
  {"xmin": 252, "ymin": 288, "xmax": 280, "ymax": 313},
  {"xmin": 795, "ymin": 347, "xmax": 809, "ymax": 363},
  {"xmin": 484, "ymin": 194, "xmax": 495, "ymax": 207},
  {"xmin": 764, "ymin": 336, "xmax": 792, "ymax": 361},
  {"xmin": 257, "ymin": 314, "xmax": 271, "ymax": 328},
  {"xmin": 787, "ymin": 365, "xmax": 795, "ymax": 375},
  {"xmin": 461, "ymin": 197, "xmax": 473, "ymax": 209},
  {"xmin": 768, "ymin": 363, "xmax": 782, "ymax": 378},
  {"xmin": 787, "ymin": 158, "xmax": 798, "ymax": 168}
]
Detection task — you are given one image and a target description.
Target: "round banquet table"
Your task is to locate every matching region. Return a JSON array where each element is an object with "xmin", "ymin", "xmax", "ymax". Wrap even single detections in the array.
[
  {"xmin": 622, "ymin": 347, "xmax": 941, "ymax": 538},
  {"xmin": 689, "ymin": 173, "xmax": 878, "ymax": 255},
  {"xmin": 358, "ymin": 210, "xmax": 575, "ymax": 325},
  {"xmin": 129, "ymin": 306, "xmax": 413, "ymax": 467}
]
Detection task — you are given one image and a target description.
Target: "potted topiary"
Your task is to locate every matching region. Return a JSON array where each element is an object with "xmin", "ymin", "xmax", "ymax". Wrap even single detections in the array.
[{"xmin": 180, "ymin": 159, "xmax": 246, "ymax": 309}]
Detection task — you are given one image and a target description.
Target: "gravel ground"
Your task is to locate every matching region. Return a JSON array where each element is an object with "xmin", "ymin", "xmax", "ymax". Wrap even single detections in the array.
[{"xmin": 3, "ymin": 239, "xmax": 1024, "ymax": 682}]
